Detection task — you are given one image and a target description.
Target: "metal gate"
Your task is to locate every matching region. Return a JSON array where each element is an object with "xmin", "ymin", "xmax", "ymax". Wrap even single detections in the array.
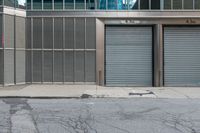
[
  {"xmin": 105, "ymin": 26, "xmax": 153, "ymax": 86},
  {"xmin": 164, "ymin": 26, "xmax": 200, "ymax": 86}
]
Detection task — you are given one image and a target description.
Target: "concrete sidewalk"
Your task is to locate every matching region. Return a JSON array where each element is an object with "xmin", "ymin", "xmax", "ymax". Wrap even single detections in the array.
[{"xmin": 0, "ymin": 84, "xmax": 200, "ymax": 98}]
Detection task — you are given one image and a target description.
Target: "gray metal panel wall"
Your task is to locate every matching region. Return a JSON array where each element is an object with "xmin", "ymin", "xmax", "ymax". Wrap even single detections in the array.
[
  {"xmin": 2, "ymin": 15, "xmax": 26, "ymax": 85},
  {"xmin": 43, "ymin": 51, "xmax": 53, "ymax": 82},
  {"xmin": 164, "ymin": 0, "xmax": 171, "ymax": 9},
  {"xmin": 0, "ymin": 15, "xmax": 2, "ymax": 48},
  {"xmin": 75, "ymin": 18, "xmax": 85, "ymax": 49},
  {"xmin": 16, "ymin": 50, "xmax": 25, "ymax": 83},
  {"xmin": 0, "ymin": 50, "xmax": 3, "ymax": 84},
  {"xmin": 86, "ymin": 18, "xmax": 96, "ymax": 49},
  {"xmin": 16, "ymin": 17, "xmax": 26, "ymax": 48},
  {"xmin": 173, "ymin": 0, "xmax": 182, "ymax": 9},
  {"xmin": 26, "ymin": 18, "xmax": 31, "ymax": 49},
  {"xmin": 33, "ymin": 51, "xmax": 42, "ymax": 82},
  {"xmin": 164, "ymin": 27, "xmax": 200, "ymax": 86},
  {"xmin": 54, "ymin": 51, "xmax": 63, "ymax": 82},
  {"xmin": 33, "ymin": 18, "xmax": 42, "ymax": 49},
  {"xmin": 26, "ymin": 17, "xmax": 96, "ymax": 83},
  {"xmin": 65, "ymin": 18, "xmax": 74, "ymax": 49},
  {"xmin": 4, "ymin": 15, "xmax": 14, "ymax": 48},
  {"xmin": 196, "ymin": 0, "xmax": 200, "ymax": 9},
  {"xmin": 44, "ymin": 18, "xmax": 53, "ymax": 49},
  {"xmin": 15, "ymin": 17, "xmax": 26, "ymax": 84},
  {"xmin": 54, "ymin": 18, "xmax": 63, "ymax": 49},
  {"xmin": 85, "ymin": 51, "xmax": 96, "ymax": 82},
  {"xmin": 26, "ymin": 51, "xmax": 32, "ymax": 82},
  {"xmin": 184, "ymin": 0, "xmax": 193, "ymax": 9},
  {"xmin": 64, "ymin": 51, "xmax": 74, "ymax": 82},
  {"xmin": 0, "ymin": 15, "xmax": 3, "ymax": 84},
  {"xmin": 105, "ymin": 26, "xmax": 152, "ymax": 86},
  {"xmin": 75, "ymin": 51, "xmax": 84, "ymax": 82},
  {"xmin": 4, "ymin": 50, "xmax": 14, "ymax": 84}
]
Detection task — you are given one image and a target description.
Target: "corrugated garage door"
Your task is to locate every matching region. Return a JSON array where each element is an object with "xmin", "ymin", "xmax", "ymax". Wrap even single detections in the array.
[
  {"xmin": 164, "ymin": 27, "xmax": 200, "ymax": 86},
  {"xmin": 105, "ymin": 26, "xmax": 153, "ymax": 86}
]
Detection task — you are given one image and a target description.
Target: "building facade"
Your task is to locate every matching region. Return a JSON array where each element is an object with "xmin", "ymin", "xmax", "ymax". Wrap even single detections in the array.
[{"xmin": 0, "ymin": 0, "xmax": 200, "ymax": 87}]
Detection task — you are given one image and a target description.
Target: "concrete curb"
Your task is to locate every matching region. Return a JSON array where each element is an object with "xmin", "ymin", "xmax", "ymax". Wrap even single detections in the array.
[
  {"xmin": 0, "ymin": 96, "xmax": 81, "ymax": 99},
  {"xmin": 0, "ymin": 85, "xmax": 200, "ymax": 99}
]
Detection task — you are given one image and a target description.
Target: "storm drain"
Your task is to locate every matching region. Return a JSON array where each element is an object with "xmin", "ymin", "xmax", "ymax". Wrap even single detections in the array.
[{"xmin": 129, "ymin": 90, "xmax": 154, "ymax": 96}]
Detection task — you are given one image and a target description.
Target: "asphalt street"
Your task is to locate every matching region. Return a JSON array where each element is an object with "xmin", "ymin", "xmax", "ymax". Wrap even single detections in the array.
[{"xmin": 0, "ymin": 98, "xmax": 200, "ymax": 133}]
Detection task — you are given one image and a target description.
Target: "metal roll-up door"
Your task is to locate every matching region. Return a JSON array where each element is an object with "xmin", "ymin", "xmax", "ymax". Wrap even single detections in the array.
[
  {"xmin": 164, "ymin": 27, "xmax": 200, "ymax": 86},
  {"xmin": 105, "ymin": 26, "xmax": 153, "ymax": 86}
]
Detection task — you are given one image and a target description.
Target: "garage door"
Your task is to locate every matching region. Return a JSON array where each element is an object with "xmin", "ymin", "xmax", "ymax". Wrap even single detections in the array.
[
  {"xmin": 164, "ymin": 27, "xmax": 200, "ymax": 86},
  {"xmin": 105, "ymin": 26, "xmax": 153, "ymax": 86}
]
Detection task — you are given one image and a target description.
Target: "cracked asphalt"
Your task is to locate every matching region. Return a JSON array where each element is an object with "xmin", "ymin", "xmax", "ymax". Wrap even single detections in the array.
[{"xmin": 0, "ymin": 98, "xmax": 200, "ymax": 133}]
